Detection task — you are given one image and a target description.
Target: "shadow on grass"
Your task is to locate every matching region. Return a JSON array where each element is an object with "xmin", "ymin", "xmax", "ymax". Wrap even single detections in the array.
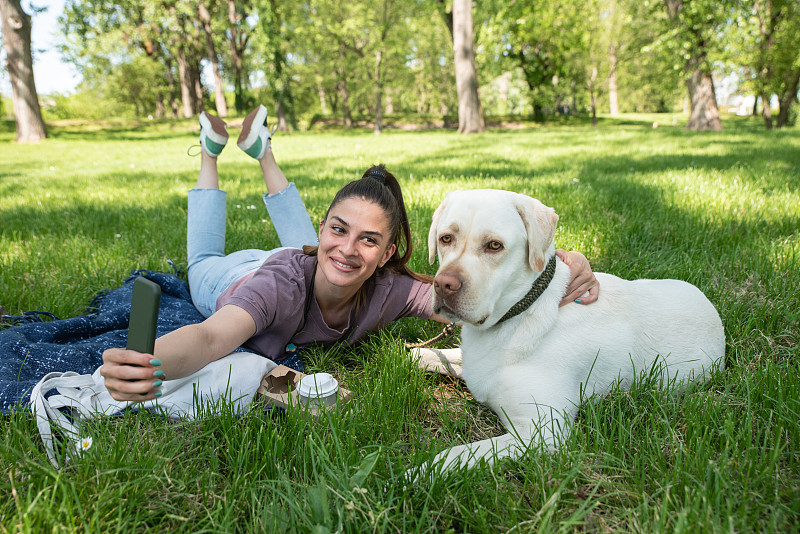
[
  {"xmin": 393, "ymin": 127, "xmax": 799, "ymax": 190},
  {"xmin": 5, "ymin": 145, "xmax": 796, "ymax": 270},
  {"xmin": 46, "ymin": 122, "xmax": 196, "ymax": 142}
]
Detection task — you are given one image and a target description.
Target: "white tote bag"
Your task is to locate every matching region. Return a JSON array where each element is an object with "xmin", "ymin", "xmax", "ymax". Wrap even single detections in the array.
[{"xmin": 29, "ymin": 351, "xmax": 276, "ymax": 468}]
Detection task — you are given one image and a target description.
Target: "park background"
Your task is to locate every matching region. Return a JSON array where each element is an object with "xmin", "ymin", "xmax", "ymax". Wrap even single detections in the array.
[
  {"xmin": 2, "ymin": 0, "xmax": 800, "ymax": 136},
  {"xmin": 2, "ymin": 0, "xmax": 800, "ymax": 532}
]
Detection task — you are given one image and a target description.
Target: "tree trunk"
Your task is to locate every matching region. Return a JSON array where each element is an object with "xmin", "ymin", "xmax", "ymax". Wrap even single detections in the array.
[
  {"xmin": 227, "ymin": 0, "xmax": 249, "ymax": 114},
  {"xmin": 374, "ymin": 49, "xmax": 384, "ymax": 134},
  {"xmin": 752, "ymin": 95, "xmax": 759, "ymax": 117},
  {"xmin": 177, "ymin": 48, "xmax": 195, "ymax": 118},
  {"xmin": 275, "ymin": 101, "xmax": 289, "ymax": 131},
  {"xmin": 570, "ymin": 80, "xmax": 577, "ymax": 116},
  {"xmin": 452, "ymin": 0, "xmax": 484, "ymax": 133},
  {"xmin": 194, "ymin": 69, "xmax": 205, "ymax": 114},
  {"xmin": 385, "ymin": 89, "xmax": 394, "ymax": 115},
  {"xmin": 1, "ymin": 0, "xmax": 47, "ymax": 142},
  {"xmin": 664, "ymin": 0, "xmax": 722, "ymax": 131},
  {"xmin": 776, "ymin": 70, "xmax": 800, "ymax": 128},
  {"xmin": 498, "ymin": 71, "xmax": 511, "ymax": 114},
  {"xmin": 165, "ymin": 56, "xmax": 180, "ymax": 118},
  {"xmin": 198, "ymin": 2, "xmax": 227, "ymax": 117},
  {"xmin": 762, "ymin": 93, "xmax": 773, "ymax": 129},
  {"xmin": 533, "ymin": 102, "xmax": 544, "ymax": 122},
  {"xmin": 590, "ymin": 65, "xmax": 598, "ymax": 126},
  {"xmin": 155, "ymin": 93, "xmax": 165, "ymax": 118},
  {"xmin": 317, "ymin": 83, "xmax": 329, "ymax": 115},
  {"xmin": 686, "ymin": 66, "xmax": 722, "ymax": 130},
  {"xmin": 337, "ymin": 48, "xmax": 353, "ymax": 128},
  {"xmin": 338, "ymin": 79, "xmax": 352, "ymax": 128},
  {"xmin": 608, "ymin": 44, "xmax": 619, "ymax": 115}
]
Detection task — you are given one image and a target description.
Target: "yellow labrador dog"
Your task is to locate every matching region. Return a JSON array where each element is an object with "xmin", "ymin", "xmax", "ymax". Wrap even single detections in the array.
[{"xmin": 413, "ymin": 189, "xmax": 725, "ymax": 472}]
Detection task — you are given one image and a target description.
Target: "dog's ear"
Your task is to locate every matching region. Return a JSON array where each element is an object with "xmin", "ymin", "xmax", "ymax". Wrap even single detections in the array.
[
  {"xmin": 515, "ymin": 194, "xmax": 558, "ymax": 272},
  {"xmin": 428, "ymin": 193, "xmax": 452, "ymax": 265}
]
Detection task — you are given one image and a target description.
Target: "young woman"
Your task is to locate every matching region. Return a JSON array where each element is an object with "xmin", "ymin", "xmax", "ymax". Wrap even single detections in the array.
[{"xmin": 101, "ymin": 106, "xmax": 599, "ymax": 401}]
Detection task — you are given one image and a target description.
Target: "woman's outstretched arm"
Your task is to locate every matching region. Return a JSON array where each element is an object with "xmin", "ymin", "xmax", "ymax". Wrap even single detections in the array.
[{"xmin": 100, "ymin": 304, "xmax": 256, "ymax": 401}]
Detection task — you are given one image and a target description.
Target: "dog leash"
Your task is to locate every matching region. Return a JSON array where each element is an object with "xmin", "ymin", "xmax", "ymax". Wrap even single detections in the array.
[{"xmin": 404, "ymin": 321, "xmax": 458, "ymax": 349}]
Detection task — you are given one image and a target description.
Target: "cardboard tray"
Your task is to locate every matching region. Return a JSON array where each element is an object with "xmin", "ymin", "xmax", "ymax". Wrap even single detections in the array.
[{"xmin": 255, "ymin": 365, "xmax": 352, "ymax": 415}]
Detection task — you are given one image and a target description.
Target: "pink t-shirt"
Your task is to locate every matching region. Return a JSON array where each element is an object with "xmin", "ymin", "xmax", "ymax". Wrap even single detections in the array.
[{"xmin": 216, "ymin": 248, "xmax": 432, "ymax": 360}]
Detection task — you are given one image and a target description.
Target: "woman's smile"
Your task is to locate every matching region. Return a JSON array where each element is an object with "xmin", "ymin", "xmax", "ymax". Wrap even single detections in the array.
[{"xmin": 331, "ymin": 257, "xmax": 359, "ymax": 271}]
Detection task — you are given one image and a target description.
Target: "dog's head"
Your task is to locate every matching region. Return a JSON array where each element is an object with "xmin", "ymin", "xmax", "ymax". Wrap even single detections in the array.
[{"xmin": 428, "ymin": 189, "xmax": 558, "ymax": 327}]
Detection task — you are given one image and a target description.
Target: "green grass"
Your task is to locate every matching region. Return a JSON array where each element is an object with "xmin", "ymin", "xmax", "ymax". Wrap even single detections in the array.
[{"xmin": 2, "ymin": 113, "xmax": 799, "ymax": 532}]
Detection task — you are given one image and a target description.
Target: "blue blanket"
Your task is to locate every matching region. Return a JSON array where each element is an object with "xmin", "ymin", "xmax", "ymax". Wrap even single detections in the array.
[{"xmin": 0, "ymin": 270, "xmax": 302, "ymax": 415}]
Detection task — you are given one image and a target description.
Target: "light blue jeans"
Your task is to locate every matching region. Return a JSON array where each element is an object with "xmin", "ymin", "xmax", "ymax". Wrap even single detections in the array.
[{"xmin": 187, "ymin": 183, "xmax": 319, "ymax": 317}]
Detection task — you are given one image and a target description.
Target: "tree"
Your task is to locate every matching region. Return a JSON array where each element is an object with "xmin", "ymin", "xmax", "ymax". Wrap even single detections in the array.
[
  {"xmin": 287, "ymin": 0, "xmax": 417, "ymax": 132},
  {"xmin": 478, "ymin": 0, "xmax": 577, "ymax": 120},
  {"xmin": 60, "ymin": 0, "xmax": 215, "ymax": 119},
  {"xmin": 60, "ymin": 0, "xmax": 182, "ymax": 118},
  {"xmin": 198, "ymin": 1, "xmax": 228, "ymax": 117},
  {"xmin": 446, "ymin": 0, "xmax": 484, "ymax": 133},
  {"xmin": 1, "ymin": 0, "xmax": 47, "ymax": 142},
  {"xmin": 662, "ymin": 0, "xmax": 724, "ymax": 130},
  {"xmin": 226, "ymin": 0, "xmax": 253, "ymax": 114},
  {"xmin": 745, "ymin": 0, "xmax": 800, "ymax": 128},
  {"xmin": 605, "ymin": 0, "xmax": 624, "ymax": 115}
]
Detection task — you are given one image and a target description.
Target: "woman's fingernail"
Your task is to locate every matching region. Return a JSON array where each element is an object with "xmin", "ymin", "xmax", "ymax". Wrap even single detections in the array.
[
  {"xmin": 574, "ymin": 299, "xmax": 582, "ymax": 304},
  {"xmin": 150, "ymin": 359, "xmax": 162, "ymax": 366},
  {"xmin": 152, "ymin": 380, "xmax": 163, "ymax": 387},
  {"xmin": 154, "ymin": 370, "xmax": 165, "ymax": 378},
  {"xmin": 154, "ymin": 391, "xmax": 163, "ymax": 398}
]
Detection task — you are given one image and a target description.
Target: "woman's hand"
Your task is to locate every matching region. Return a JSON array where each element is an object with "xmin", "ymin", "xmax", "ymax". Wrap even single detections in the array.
[
  {"xmin": 555, "ymin": 249, "xmax": 599, "ymax": 306},
  {"xmin": 101, "ymin": 348, "xmax": 165, "ymax": 401}
]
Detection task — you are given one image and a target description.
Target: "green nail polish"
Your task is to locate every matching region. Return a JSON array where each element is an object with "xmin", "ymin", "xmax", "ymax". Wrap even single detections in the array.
[
  {"xmin": 574, "ymin": 299, "xmax": 582, "ymax": 304},
  {"xmin": 150, "ymin": 359, "xmax": 162, "ymax": 366},
  {"xmin": 154, "ymin": 370, "xmax": 165, "ymax": 378},
  {"xmin": 154, "ymin": 391, "xmax": 162, "ymax": 398},
  {"xmin": 152, "ymin": 380, "xmax": 163, "ymax": 387}
]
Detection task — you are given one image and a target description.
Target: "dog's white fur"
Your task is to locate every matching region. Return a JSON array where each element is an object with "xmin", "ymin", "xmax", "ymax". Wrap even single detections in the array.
[{"xmin": 416, "ymin": 189, "xmax": 725, "ymax": 472}]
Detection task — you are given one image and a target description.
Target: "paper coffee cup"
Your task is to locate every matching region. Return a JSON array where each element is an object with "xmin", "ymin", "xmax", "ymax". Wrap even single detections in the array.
[{"xmin": 297, "ymin": 373, "xmax": 339, "ymax": 407}]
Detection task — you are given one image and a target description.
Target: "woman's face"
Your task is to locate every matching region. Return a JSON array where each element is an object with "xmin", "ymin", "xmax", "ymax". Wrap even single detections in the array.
[{"xmin": 316, "ymin": 197, "xmax": 397, "ymax": 294}]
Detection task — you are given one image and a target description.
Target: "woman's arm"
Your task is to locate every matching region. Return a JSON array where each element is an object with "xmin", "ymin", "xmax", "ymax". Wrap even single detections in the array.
[{"xmin": 100, "ymin": 304, "xmax": 256, "ymax": 401}]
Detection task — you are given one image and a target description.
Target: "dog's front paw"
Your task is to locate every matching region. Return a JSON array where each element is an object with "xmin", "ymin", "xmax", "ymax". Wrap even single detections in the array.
[
  {"xmin": 409, "ymin": 347, "xmax": 463, "ymax": 378},
  {"xmin": 402, "ymin": 445, "xmax": 473, "ymax": 488}
]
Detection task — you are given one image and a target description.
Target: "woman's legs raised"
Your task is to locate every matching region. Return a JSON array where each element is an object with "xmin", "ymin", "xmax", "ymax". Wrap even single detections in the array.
[
  {"xmin": 196, "ymin": 151, "xmax": 221, "ymax": 189},
  {"xmin": 259, "ymin": 148, "xmax": 289, "ymax": 195},
  {"xmin": 238, "ymin": 104, "xmax": 316, "ymax": 247},
  {"xmin": 187, "ymin": 107, "xmax": 318, "ymax": 315},
  {"xmin": 259, "ymin": 146, "xmax": 319, "ymax": 249}
]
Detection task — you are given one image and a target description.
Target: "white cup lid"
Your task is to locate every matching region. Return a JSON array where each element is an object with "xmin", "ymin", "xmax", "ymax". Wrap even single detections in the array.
[{"xmin": 297, "ymin": 373, "xmax": 339, "ymax": 398}]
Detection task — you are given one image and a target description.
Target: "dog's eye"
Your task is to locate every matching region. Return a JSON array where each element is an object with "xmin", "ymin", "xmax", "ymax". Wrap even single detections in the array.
[
  {"xmin": 440, "ymin": 235, "xmax": 452, "ymax": 244},
  {"xmin": 487, "ymin": 241, "xmax": 503, "ymax": 251}
]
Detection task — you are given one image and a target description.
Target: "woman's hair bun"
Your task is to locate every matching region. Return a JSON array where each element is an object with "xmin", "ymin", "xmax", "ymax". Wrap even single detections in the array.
[{"xmin": 366, "ymin": 167, "xmax": 387, "ymax": 184}]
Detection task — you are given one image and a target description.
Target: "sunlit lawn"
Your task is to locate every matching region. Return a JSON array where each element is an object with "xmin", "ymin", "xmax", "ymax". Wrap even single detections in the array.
[{"xmin": 1, "ymin": 113, "xmax": 799, "ymax": 531}]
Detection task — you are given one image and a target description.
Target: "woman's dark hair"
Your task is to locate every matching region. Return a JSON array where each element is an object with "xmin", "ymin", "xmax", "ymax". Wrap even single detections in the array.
[{"xmin": 303, "ymin": 164, "xmax": 432, "ymax": 307}]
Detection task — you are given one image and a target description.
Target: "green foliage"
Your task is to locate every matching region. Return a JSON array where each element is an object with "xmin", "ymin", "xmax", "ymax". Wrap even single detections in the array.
[
  {"xmin": 45, "ymin": 0, "xmax": 798, "ymax": 128},
  {"xmin": 46, "ymin": 88, "xmax": 133, "ymax": 120},
  {"xmin": 728, "ymin": 0, "xmax": 800, "ymax": 126},
  {"xmin": 479, "ymin": 69, "xmax": 531, "ymax": 116}
]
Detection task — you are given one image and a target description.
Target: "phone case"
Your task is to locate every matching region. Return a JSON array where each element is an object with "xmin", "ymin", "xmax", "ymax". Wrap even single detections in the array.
[{"xmin": 126, "ymin": 277, "xmax": 161, "ymax": 354}]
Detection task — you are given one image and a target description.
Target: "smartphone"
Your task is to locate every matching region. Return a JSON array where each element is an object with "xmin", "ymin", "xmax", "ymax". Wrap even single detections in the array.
[{"xmin": 126, "ymin": 277, "xmax": 161, "ymax": 354}]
